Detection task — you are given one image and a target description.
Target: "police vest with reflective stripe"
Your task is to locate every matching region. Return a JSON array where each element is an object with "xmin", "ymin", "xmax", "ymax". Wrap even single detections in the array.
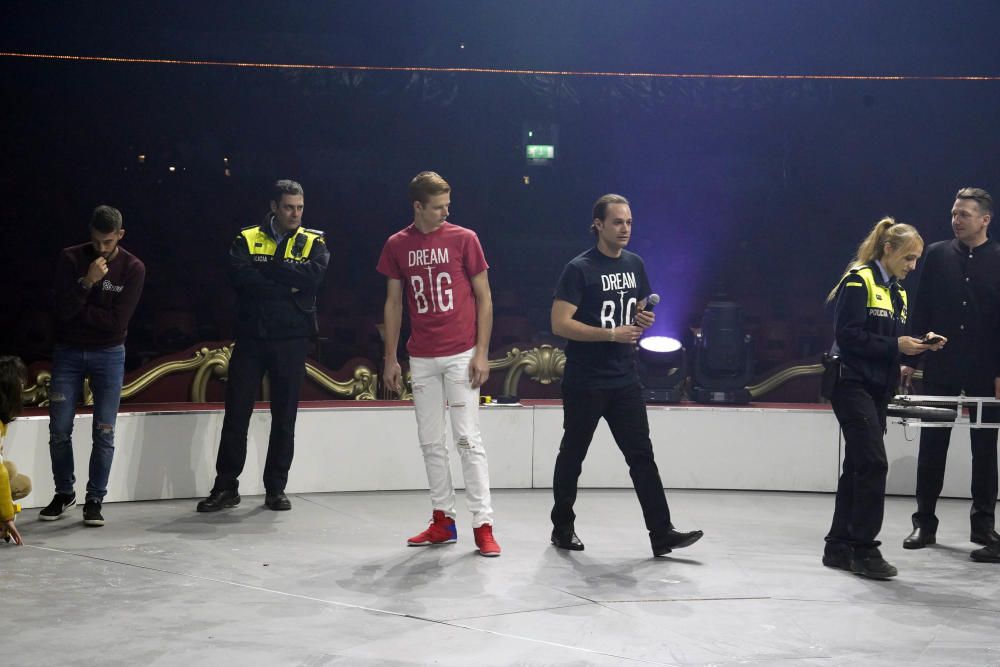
[
  {"xmin": 241, "ymin": 225, "xmax": 324, "ymax": 263},
  {"xmin": 850, "ymin": 265, "xmax": 908, "ymax": 324}
]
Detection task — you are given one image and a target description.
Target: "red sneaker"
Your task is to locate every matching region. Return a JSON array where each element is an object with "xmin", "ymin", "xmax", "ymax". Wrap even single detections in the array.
[
  {"xmin": 473, "ymin": 524, "xmax": 501, "ymax": 557},
  {"xmin": 407, "ymin": 510, "xmax": 457, "ymax": 546}
]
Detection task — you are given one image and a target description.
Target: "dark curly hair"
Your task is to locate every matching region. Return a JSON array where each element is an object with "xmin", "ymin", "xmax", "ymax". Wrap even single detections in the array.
[{"xmin": 0, "ymin": 356, "xmax": 26, "ymax": 425}]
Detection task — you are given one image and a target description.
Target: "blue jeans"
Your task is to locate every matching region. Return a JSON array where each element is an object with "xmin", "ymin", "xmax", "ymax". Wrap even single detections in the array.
[{"xmin": 48, "ymin": 344, "xmax": 126, "ymax": 501}]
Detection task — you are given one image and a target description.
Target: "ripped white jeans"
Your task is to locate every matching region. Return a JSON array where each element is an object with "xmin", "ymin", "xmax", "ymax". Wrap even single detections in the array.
[{"xmin": 409, "ymin": 347, "xmax": 494, "ymax": 527}]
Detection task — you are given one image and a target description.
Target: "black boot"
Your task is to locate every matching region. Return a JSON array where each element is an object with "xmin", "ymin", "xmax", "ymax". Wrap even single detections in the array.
[
  {"xmin": 265, "ymin": 491, "xmax": 292, "ymax": 511},
  {"xmin": 197, "ymin": 488, "xmax": 241, "ymax": 512},
  {"xmin": 903, "ymin": 524, "xmax": 936, "ymax": 549},
  {"xmin": 650, "ymin": 527, "xmax": 703, "ymax": 557},
  {"xmin": 970, "ymin": 528, "xmax": 1000, "ymax": 546},
  {"xmin": 551, "ymin": 526, "xmax": 584, "ymax": 551},
  {"xmin": 970, "ymin": 541, "xmax": 1000, "ymax": 563},
  {"xmin": 822, "ymin": 542, "xmax": 852, "ymax": 571},
  {"xmin": 850, "ymin": 547, "xmax": 898, "ymax": 579}
]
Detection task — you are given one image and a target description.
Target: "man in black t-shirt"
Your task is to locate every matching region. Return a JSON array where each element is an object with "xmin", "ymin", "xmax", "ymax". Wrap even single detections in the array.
[{"xmin": 549, "ymin": 194, "xmax": 704, "ymax": 557}]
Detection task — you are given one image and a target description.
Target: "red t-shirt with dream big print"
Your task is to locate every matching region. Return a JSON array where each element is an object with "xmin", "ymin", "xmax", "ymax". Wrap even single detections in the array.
[{"xmin": 377, "ymin": 222, "xmax": 489, "ymax": 358}]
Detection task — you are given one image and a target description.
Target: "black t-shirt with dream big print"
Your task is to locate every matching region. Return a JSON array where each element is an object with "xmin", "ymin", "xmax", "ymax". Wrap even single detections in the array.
[{"xmin": 554, "ymin": 246, "xmax": 652, "ymax": 389}]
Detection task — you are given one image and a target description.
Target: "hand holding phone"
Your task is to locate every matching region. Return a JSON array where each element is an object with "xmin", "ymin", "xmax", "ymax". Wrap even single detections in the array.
[{"xmin": 921, "ymin": 332, "xmax": 947, "ymax": 349}]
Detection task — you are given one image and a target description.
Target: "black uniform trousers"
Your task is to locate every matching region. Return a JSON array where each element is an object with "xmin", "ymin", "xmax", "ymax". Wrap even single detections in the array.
[
  {"xmin": 913, "ymin": 380, "xmax": 999, "ymax": 533},
  {"xmin": 551, "ymin": 382, "xmax": 672, "ymax": 533},
  {"xmin": 213, "ymin": 336, "xmax": 309, "ymax": 494},
  {"xmin": 827, "ymin": 379, "xmax": 889, "ymax": 548}
]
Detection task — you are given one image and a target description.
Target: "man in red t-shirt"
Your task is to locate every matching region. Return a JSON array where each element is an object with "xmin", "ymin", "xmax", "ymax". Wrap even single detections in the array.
[{"xmin": 377, "ymin": 171, "xmax": 500, "ymax": 557}]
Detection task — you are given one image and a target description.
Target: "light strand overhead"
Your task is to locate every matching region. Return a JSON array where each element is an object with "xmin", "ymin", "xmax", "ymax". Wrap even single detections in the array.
[{"xmin": 1, "ymin": 51, "xmax": 998, "ymax": 81}]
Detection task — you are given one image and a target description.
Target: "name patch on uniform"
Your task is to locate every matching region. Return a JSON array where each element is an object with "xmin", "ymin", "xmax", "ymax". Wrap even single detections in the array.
[{"xmin": 867, "ymin": 307, "xmax": 892, "ymax": 319}]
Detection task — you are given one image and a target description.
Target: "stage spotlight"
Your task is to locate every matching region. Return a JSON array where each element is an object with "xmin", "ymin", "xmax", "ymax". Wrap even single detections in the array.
[
  {"xmin": 639, "ymin": 336, "xmax": 682, "ymax": 354},
  {"xmin": 638, "ymin": 336, "xmax": 686, "ymax": 403},
  {"xmin": 691, "ymin": 300, "xmax": 753, "ymax": 404}
]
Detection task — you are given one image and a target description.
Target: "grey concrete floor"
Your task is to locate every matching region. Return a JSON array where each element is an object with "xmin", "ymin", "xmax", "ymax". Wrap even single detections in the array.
[{"xmin": 3, "ymin": 489, "xmax": 1000, "ymax": 666}]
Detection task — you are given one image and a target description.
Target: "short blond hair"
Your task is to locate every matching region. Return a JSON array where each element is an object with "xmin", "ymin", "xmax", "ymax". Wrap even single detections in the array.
[{"xmin": 409, "ymin": 171, "xmax": 451, "ymax": 204}]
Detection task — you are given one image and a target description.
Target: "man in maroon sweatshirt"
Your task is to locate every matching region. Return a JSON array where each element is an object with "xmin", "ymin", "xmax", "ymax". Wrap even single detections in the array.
[{"xmin": 39, "ymin": 205, "xmax": 145, "ymax": 526}]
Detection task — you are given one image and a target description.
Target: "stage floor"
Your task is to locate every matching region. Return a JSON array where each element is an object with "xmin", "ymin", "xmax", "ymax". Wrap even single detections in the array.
[{"xmin": 6, "ymin": 489, "xmax": 1000, "ymax": 666}]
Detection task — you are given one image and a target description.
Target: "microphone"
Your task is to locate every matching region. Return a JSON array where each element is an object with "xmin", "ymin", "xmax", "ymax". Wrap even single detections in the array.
[{"xmin": 632, "ymin": 293, "xmax": 660, "ymax": 326}]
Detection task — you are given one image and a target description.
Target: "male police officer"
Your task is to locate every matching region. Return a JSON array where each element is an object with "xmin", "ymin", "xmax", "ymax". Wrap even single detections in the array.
[{"xmin": 197, "ymin": 180, "xmax": 329, "ymax": 512}]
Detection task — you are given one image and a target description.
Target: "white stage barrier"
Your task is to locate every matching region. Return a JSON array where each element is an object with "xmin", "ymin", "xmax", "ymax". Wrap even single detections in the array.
[{"xmin": 4, "ymin": 402, "xmax": 990, "ymax": 509}]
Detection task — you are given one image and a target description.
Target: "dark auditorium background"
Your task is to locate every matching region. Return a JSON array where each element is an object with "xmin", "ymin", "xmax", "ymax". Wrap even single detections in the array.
[{"xmin": 3, "ymin": 1, "xmax": 999, "ymax": 387}]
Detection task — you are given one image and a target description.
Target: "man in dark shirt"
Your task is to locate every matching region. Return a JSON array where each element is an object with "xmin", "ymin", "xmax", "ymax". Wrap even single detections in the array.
[
  {"xmin": 901, "ymin": 187, "xmax": 1000, "ymax": 557},
  {"xmin": 549, "ymin": 193, "xmax": 703, "ymax": 556},
  {"xmin": 196, "ymin": 179, "xmax": 329, "ymax": 514},
  {"xmin": 40, "ymin": 205, "xmax": 145, "ymax": 526}
]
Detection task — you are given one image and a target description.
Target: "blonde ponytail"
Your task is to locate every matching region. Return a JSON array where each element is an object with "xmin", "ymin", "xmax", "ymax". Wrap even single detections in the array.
[{"xmin": 826, "ymin": 217, "xmax": 923, "ymax": 302}]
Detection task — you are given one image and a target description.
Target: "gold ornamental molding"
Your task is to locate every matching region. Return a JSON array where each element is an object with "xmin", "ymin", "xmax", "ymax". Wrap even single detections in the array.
[
  {"xmin": 22, "ymin": 369, "xmax": 53, "ymax": 407},
  {"xmin": 489, "ymin": 345, "xmax": 566, "ymax": 397},
  {"xmin": 305, "ymin": 361, "xmax": 377, "ymax": 401},
  {"xmin": 23, "ymin": 344, "xmax": 377, "ymax": 407},
  {"xmin": 189, "ymin": 345, "xmax": 235, "ymax": 403},
  {"xmin": 389, "ymin": 344, "xmax": 566, "ymax": 400},
  {"xmin": 23, "ymin": 343, "xmax": 905, "ymax": 406}
]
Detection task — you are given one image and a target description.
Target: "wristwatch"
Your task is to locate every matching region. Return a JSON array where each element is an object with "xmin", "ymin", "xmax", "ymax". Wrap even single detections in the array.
[{"xmin": 78, "ymin": 277, "xmax": 93, "ymax": 291}]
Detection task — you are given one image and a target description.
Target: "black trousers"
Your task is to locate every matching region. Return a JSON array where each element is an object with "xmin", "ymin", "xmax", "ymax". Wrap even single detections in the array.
[
  {"xmin": 827, "ymin": 380, "xmax": 889, "ymax": 548},
  {"xmin": 551, "ymin": 382, "xmax": 671, "ymax": 533},
  {"xmin": 913, "ymin": 380, "xmax": 999, "ymax": 533},
  {"xmin": 214, "ymin": 336, "xmax": 309, "ymax": 494}
]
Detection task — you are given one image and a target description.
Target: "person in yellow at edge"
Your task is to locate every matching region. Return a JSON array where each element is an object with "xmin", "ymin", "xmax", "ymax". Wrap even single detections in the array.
[
  {"xmin": 1, "ymin": 356, "xmax": 31, "ymax": 545},
  {"xmin": 822, "ymin": 218, "xmax": 946, "ymax": 579}
]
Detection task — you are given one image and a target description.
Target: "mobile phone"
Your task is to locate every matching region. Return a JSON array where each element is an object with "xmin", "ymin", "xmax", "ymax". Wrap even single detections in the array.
[{"xmin": 922, "ymin": 335, "xmax": 944, "ymax": 345}]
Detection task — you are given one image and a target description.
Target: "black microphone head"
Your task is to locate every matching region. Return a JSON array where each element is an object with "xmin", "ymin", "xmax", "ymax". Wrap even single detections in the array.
[{"xmin": 646, "ymin": 293, "xmax": 660, "ymax": 311}]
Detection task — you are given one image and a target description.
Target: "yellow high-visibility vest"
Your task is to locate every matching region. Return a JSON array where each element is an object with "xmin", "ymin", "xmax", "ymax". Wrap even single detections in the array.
[
  {"xmin": 240, "ymin": 225, "xmax": 324, "ymax": 263},
  {"xmin": 848, "ymin": 265, "xmax": 909, "ymax": 324}
]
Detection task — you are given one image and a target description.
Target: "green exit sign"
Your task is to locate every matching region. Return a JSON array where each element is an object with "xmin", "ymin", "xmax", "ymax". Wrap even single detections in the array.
[{"xmin": 526, "ymin": 144, "xmax": 555, "ymax": 160}]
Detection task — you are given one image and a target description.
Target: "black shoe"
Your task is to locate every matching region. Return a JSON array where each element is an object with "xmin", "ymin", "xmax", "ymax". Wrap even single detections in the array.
[
  {"xmin": 196, "ymin": 488, "xmax": 241, "ymax": 512},
  {"xmin": 850, "ymin": 548, "xmax": 898, "ymax": 579},
  {"xmin": 39, "ymin": 492, "xmax": 76, "ymax": 521},
  {"xmin": 551, "ymin": 527, "xmax": 584, "ymax": 551},
  {"xmin": 970, "ymin": 529, "xmax": 1000, "ymax": 546},
  {"xmin": 264, "ymin": 492, "xmax": 291, "ymax": 511},
  {"xmin": 650, "ymin": 527, "xmax": 704, "ymax": 557},
  {"xmin": 82, "ymin": 498, "xmax": 105, "ymax": 527},
  {"xmin": 970, "ymin": 542, "xmax": 1000, "ymax": 563},
  {"xmin": 822, "ymin": 543, "xmax": 852, "ymax": 571},
  {"xmin": 903, "ymin": 526, "xmax": 936, "ymax": 549}
]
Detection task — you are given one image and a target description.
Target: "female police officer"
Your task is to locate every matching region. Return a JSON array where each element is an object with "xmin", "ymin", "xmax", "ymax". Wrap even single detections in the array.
[{"xmin": 822, "ymin": 217, "xmax": 946, "ymax": 579}]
